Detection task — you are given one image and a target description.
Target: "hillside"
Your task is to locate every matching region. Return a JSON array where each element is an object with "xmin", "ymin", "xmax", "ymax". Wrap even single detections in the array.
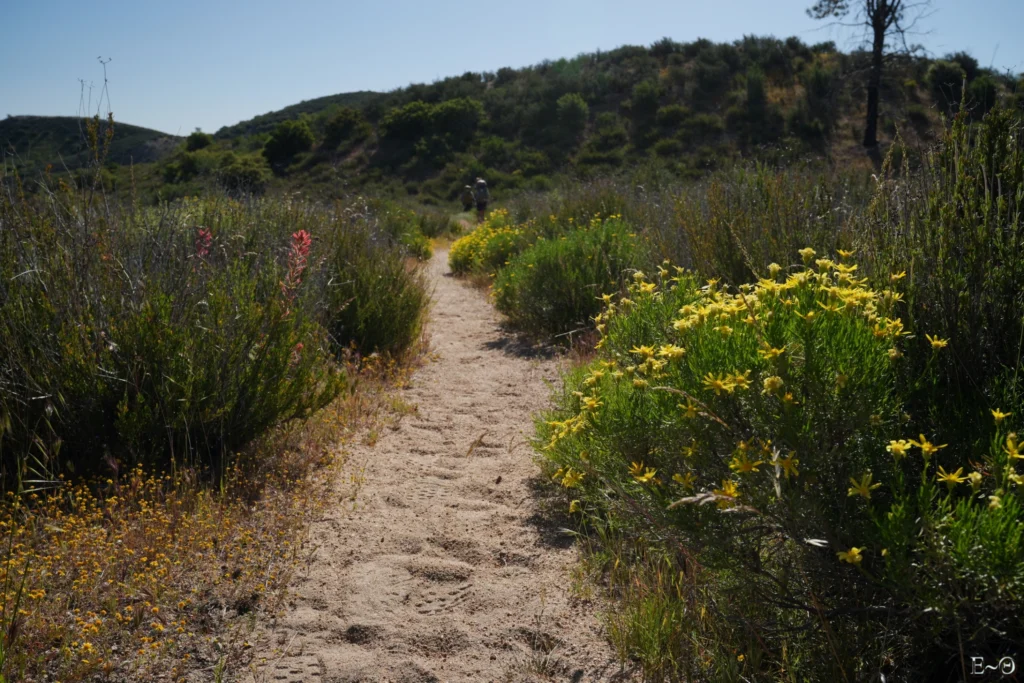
[
  {"xmin": 214, "ymin": 90, "xmax": 382, "ymax": 139},
  {"xmin": 0, "ymin": 115, "xmax": 179, "ymax": 172},
  {"xmin": 9, "ymin": 36, "xmax": 1022, "ymax": 204}
]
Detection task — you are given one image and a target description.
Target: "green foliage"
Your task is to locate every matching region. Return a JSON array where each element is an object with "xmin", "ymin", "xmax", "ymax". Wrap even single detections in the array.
[
  {"xmin": 263, "ymin": 119, "xmax": 315, "ymax": 165},
  {"xmin": 967, "ymin": 75, "xmax": 999, "ymax": 117},
  {"xmin": 323, "ymin": 107, "xmax": 367, "ymax": 149},
  {"xmin": 217, "ymin": 152, "xmax": 271, "ymax": 195},
  {"xmin": 493, "ymin": 217, "xmax": 648, "ymax": 337},
  {"xmin": 926, "ymin": 60, "xmax": 967, "ymax": 113},
  {"xmin": 556, "ymin": 93, "xmax": 589, "ymax": 143},
  {"xmin": 945, "ymin": 51, "xmax": 980, "ymax": 82},
  {"xmin": 0, "ymin": 116, "xmax": 177, "ymax": 173},
  {"xmin": 185, "ymin": 130, "xmax": 213, "ymax": 151},
  {"xmin": 0, "ymin": 183, "xmax": 427, "ymax": 489},
  {"xmin": 865, "ymin": 109, "xmax": 1024, "ymax": 442}
]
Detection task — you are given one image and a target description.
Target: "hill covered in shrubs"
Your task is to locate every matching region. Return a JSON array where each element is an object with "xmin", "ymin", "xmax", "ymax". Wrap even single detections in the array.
[{"xmin": 9, "ymin": 36, "xmax": 1022, "ymax": 204}]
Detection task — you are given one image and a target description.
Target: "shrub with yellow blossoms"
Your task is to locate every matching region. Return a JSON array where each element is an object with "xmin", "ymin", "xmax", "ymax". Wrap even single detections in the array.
[{"xmin": 537, "ymin": 248, "xmax": 1024, "ymax": 678}]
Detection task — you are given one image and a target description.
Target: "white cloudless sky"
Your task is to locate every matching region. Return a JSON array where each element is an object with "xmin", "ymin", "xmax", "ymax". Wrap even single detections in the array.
[{"xmin": 3, "ymin": 0, "xmax": 1021, "ymax": 134}]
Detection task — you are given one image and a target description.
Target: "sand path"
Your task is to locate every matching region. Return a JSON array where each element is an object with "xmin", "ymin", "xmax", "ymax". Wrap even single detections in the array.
[{"xmin": 251, "ymin": 250, "xmax": 627, "ymax": 682}]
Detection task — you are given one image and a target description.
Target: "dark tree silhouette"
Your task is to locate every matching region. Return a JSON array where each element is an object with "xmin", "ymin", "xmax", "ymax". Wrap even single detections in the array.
[{"xmin": 808, "ymin": 0, "xmax": 931, "ymax": 151}]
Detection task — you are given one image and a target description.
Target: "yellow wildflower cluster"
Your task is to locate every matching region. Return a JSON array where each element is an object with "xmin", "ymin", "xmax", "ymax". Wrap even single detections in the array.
[
  {"xmin": 0, "ymin": 363, "xmax": 405, "ymax": 683},
  {"xmin": 448, "ymin": 209, "xmax": 525, "ymax": 275}
]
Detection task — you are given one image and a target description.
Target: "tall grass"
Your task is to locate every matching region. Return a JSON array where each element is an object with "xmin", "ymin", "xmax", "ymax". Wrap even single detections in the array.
[{"xmin": 0, "ymin": 178, "xmax": 427, "ymax": 489}]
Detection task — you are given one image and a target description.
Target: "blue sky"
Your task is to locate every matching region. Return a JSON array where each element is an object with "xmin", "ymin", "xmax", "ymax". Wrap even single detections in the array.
[{"xmin": 3, "ymin": 0, "xmax": 1022, "ymax": 135}]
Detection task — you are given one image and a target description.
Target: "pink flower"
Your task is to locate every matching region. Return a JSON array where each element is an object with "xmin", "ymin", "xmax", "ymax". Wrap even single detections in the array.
[
  {"xmin": 281, "ymin": 230, "xmax": 313, "ymax": 300},
  {"xmin": 195, "ymin": 228, "xmax": 212, "ymax": 259}
]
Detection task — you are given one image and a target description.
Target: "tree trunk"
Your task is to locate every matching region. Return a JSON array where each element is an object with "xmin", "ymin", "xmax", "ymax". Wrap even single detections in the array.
[{"xmin": 863, "ymin": 9, "xmax": 886, "ymax": 149}]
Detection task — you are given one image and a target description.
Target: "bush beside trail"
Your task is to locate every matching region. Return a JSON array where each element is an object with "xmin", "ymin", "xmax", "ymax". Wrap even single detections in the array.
[
  {"xmin": 541, "ymin": 256, "xmax": 1023, "ymax": 680},
  {"xmin": 0, "ymin": 186, "xmax": 427, "ymax": 485},
  {"xmin": 0, "ymin": 175, "xmax": 430, "ymax": 680},
  {"xmin": 525, "ymin": 109, "xmax": 1024, "ymax": 680}
]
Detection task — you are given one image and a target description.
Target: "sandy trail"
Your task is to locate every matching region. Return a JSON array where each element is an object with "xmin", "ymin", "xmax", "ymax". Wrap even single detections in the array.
[{"xmin": 251, "ymin": 249, "xmax": 627, "ymax": 682}]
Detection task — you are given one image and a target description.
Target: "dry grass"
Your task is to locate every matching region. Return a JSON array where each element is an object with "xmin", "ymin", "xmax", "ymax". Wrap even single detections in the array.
[{"xmin": 0, "ymin": 352, "xmax": 421, "ymax": 683}]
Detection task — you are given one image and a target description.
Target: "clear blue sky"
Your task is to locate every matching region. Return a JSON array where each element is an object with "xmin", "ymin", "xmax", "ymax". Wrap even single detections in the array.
[{"xmin": 3, "ymin": 0, "xmax": 1021, "ymax": 135}]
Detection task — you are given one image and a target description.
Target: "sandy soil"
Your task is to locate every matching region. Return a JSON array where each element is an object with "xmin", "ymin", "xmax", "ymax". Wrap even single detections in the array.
[{"xmin": 247, "ymin": 249, "xmax": 629, "ymax": 682}]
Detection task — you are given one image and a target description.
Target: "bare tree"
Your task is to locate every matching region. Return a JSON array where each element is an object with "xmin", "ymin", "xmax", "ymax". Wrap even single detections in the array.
[{"xmin": 808, "ymin": 0, "xmax": 931, "ymax": 151}]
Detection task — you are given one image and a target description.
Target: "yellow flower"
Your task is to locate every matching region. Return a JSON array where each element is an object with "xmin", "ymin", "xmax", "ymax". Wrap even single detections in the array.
[
  {"xmin": 581, "ymin": 396, "xmax": 603, "ymax": 412},
  {"xmin": 632, "ymin": 378, "xmax": 648, "ymax": 389},
  {"xmin": 632, "ymin": 270, "xmax": 646, "ymax": 282},
  {"xmin": 968, "ymin": 471, "xmax": 983, "ymax": 491},
  {"xmin": 630, "ymin": 345, "xmax": 656, "ymax": 358},
  {"xmin": 989, "ymin": 495, "xmax": 1003, "ymax": 510},
  {"xmin": 1005, "ymin": 433, "xmax": 1022, "ymax": 460},
  {"xmin": 848, "ymin": 472, "xmax": 882, "ymax": 499},
  {"xmin": 936, "ymin": 466, "xmax": 967, "ymax": 489},
  {"xmin": 886, "ymin": 439, "xmax": 912, "ymax": 460},
  {"xmin": 716, "ymin": 325, "xmax": 734, "ymax": 337},
  {"xmin": 569, "ymin": 500, "xmax": 581, "ymax": 513},
  {"xmin": 992, "ymin": 409, "xmax": 1012, "ymax": 424},
  {"xmin": 768, "ymin": 263, "xmax": 782, "ymax": 277},
  {"xmin": 730, "ymin": 370, "xmax": 752, "ymax": 391},
  {"xmin": 561, "ymin": 468, "xmax": 584, "ymax": 488},
  {"xmin": 926, "ymin": 334, "xmax": 949, "ymax": 350},
  {"xmin": 890, "ymin": 270, "xmax": 907, "ymax": 282},
  {"xmin": 762, "ymin": 375, "xmax": 784, "ymax": 395},
  {"xmin": 837, "ymin": 547, "xmax": 863, "ymax": 565},
  {"xmin": 888, "ymin": 347, "xmax": 902, "ymax": 360},
  {"xmin": 798, "ymin": 247, "xmax": 817, "ymax": 264},
  {"xmin": 673, "ymin": 472, "xmax": 697, "ymax": 489},
  {"xmin": 713, "ymin": 479, "xmax": 739, "ymax": 508},
  {"xmin": 628, "ymin": 461, "xmax": 645, "ymax": 477},
  {"xmin": 634, "ymin": 467, "xmax": 657, "ymax": 484},
  {"xmin": 911, "ymin": 434, "xmax": 947, "ymax": 460},
  {"xmin": 729, "ymin": 450, "xmax": 764, "ymax": 475},
  {"xmin": 837, "ymin": 249, "xmax": 857, "ymax": 259},
  {"xmin": 679, "ymin": 399, "xmax": 700, "ymax": 419},
  {"xmin": 658, "ymin": 344, "xmax": 686, "ymax": 360},
  {"xmin": 758, "ymin": 345, "xmax": 785, "ymax": 360},
  {"xmin": 775, "ymin": 452, "xmax": 800, "ymax": 479},
  {"xmin": 703, "ymin": 373, "xmax": 735, "ymax": 396},
  {"xmin": 796, "ymin": 310, "xmax": 816, "ymax": 323}
]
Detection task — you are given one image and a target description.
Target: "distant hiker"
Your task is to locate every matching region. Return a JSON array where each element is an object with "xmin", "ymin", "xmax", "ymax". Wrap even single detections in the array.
[
  {"xmin": 460, "ymin": 185, "xmax": 474, "ymax": 212},
  {"xmin": 473, "ymin": 178, "xmax": 489, "ymax": 223}
]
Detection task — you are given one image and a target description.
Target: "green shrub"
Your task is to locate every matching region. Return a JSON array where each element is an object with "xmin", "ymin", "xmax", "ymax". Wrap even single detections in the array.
[
  {"xmin": 926, "ymin": 60, "xmax": 967, "ymax": 113},
  {"xmin": 323, "ymin": 107, "xmax": 367, "ymax": 149},
  {"xmin": 652, "ymin": 138, "xmax": 683, "ymax": 158},
  {"xmin": 217, "ymin": 152, "xmax": 271, "ymax": 195},
  {"xmin": 185, "ymin": 130, "xmax": 213, "ymax": 151},
  {"xmin": 263, "ymin": 119, "xmax": 315, "ymax": 165},
  {"xmin": 539, "ymin": 255, "xmax": 1024, "ymax": 678},
  {"xmin": 448, "ymin": 209, "xmax": 529, "ymax": 275},
  {"xmin": 0, "ymin": 187, "xmax": 427, "ymax": 489},
  {"xmin": 493, "ymin": 217, "xmax": 647, "ymax": 337},
  {"xmin": 556, "ymin": 93, "xmax": 589, "ymax": 143}
]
